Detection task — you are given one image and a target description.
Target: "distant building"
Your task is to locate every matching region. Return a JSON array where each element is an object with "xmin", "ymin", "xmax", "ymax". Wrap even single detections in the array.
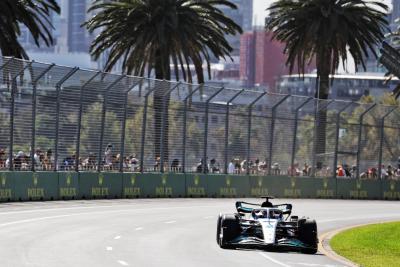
[
  {"xmin": 240, "ymin": 30, "xmax": 315, "ymax": 90},
  {"xmin": 277, "ymin": 73, "xmax": 399, "ymax": 101},
  {"xmin": 68, "ymin": 0, "xmax": 90, "ymax": 53},
  {"xmin": 220, "ymin": 0, "xmax": 253, "ymax": 57}
]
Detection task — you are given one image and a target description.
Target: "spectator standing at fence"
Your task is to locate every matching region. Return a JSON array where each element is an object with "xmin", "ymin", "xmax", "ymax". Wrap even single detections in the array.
[
  {"xmin": 209, "ymin": 158, "xmax": 220, "ymax": 174},
  {"xmin": 0, "ymin": 149, "xmax": 6, "ymax": 169},
  {"xmin": 381, "ymin": 165, "xmax": 388, "ymax": 179},
  {"xmin": 105, "ymin": 144, "xmax": 113, "ymax": 167},
  {"xmin": 337, "ymin": 165, "xmax": 345, "ymax": 177},
  {"xmin": 130, "ymin": 155, "xmax": 139, "ymax": 172},
  {"xmin": 272, "ymin": 163, "xmax": 281, "ymax": 175},
  {"xmin": 228, "ymin": 160, "xmax": 235, "ymax": 174},
  {"xmin": 196, "ymin": 158, "xmax": 208, "ymax": 173},
  {"xmin": 387, "ymin": 165, "xmax": 393, "ymax": 179}
]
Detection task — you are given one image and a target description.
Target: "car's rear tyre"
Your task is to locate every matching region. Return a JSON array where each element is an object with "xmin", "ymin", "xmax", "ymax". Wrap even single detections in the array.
[
  {"xmin": 298, "ymin": 219, "xmax": 318, "ymax": 254},
  {"xmin": 219, "ymin": 214, "xmax": 240, "ymax": 249},
  {"xmin": 216, "ymin": 214, "xmax": 222, "ymax": 244}
]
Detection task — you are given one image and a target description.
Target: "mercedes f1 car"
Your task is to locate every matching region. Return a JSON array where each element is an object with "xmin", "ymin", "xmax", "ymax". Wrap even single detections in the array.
[{"xmin": 216, "ymin": 197, "xmax": 318, "ymax": 254}]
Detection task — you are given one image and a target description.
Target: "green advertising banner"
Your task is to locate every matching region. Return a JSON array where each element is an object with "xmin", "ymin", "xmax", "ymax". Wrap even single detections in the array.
[
  {"xmin": 248, "ymin": 176, "xmax": 272, "ymax": 197},
  {"xmin": 0, "ymin": 172, "xmax": 14, "ymax": 202},
  {"xmin": 206, "ymin": 175, "xmax": 249, "ymax": 198},
  {"xmin": 58, "ymin": 172, "xmax": 79, "ymax": 200},
  {"xmin": 382, "ymin": 180, "xmax": 400, "ymax": 200},
  {"xmin": 0, "ymin": 171, "xmax": 398, "ymax": 202},
  {"xmin": 79, "ymin": 172, "xmax": 123, "ymax": 199},
  {"xmin": 122, "ymin": 173, "xmax": 161, "ymax": 198},
  {"xmin": 161, "ymin": 173, "xmax": 186, "ymax": 198},
  {"xmin": 249, "ymin": 176, "xmax": 336, "ymax": 199},
  {"xmin": 13, "ymin": 172, "xmax": 58, "ymax": 201},
  {"xmin": 185, "ymin": 174, "xmax": 208, "ymax": 197},
  {"xmin": 337, "ymin": 179, "xmax": 375, "ymax": 199}
]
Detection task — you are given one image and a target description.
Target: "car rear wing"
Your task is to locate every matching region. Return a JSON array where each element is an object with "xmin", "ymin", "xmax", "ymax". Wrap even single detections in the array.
[{"xmin": 235, "ymin": 201, "xmax": 292, "ymax": 216}]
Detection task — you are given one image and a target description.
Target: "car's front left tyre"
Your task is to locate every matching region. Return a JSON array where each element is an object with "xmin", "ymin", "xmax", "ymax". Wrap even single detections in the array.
[{"xmin": 218, "ymin": 214, "xmax": 240, "ymax": 249}]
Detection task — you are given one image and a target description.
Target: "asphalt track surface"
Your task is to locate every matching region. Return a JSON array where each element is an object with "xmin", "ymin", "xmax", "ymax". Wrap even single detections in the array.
[{"xmin": 0, "ymin": 199, "xmax": 399, "ymax": 267}]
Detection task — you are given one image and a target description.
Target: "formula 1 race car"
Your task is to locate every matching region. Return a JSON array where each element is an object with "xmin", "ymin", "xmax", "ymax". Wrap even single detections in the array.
[{"xmin": 216, "ymin": 197, "xmax": 318, "ymax": 254}]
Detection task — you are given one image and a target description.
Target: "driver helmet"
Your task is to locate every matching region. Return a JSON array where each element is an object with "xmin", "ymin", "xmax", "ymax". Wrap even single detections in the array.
[{"xmin": 253, "ymin": 209, "xmax": 268, "ymax": 219}]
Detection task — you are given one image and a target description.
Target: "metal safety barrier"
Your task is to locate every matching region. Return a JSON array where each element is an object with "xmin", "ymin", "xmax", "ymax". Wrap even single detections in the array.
[{"xmin": 0, "ymin": 56, "xmax": 400, "ymax": 181}]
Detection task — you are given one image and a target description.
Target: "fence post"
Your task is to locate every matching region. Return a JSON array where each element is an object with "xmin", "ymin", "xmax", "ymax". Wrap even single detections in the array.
[
  {"xmin": 30, "ymin": 64, "xmax": 55, "ymax": 171},
  {"xmin": 224, "ymin": 89, "xmax": 245, "ymax": 174},
  {"xmin": 290, "ymin": 97, "xmax": 313, "ymax": 176},
  {"xmin": 119, "ymin": 79, "xmax": 143, "ymax": 173},
  {"xmin": 75, "ymin": 71, "xmax": 102, "ymax": 172},
  {"xmin": 268, "ymin": 94, "xmax": 290, "ymax": 175},
  {"xmin": 182, "ymin": 85, "xmax": 202, "ymax": 173},
  {"xmin": 332, "ymin": 101, "xmax": 353, "ymax": 178},
  {"xmin": 9, "ymin": 61, "xmax": 32, "ymax": 171},
  {"xmin": 311, "ymin": 99, "xmax": 334, "ymax": 177},
  {"xmin": 97, "ymin": 75, "xmax": 126, "ymax": 172},
  {"xmin": 356, "ymin": 103, "xmax": 376, "ymax": 178},
  {"xmin": 54, "ymin": 67, "xmax": 79, "ymax": 171},
  {"xmin": 203, "ymin": 87, "xmax": 225, "ymax": 174},
  {"xmin": 159, "ymin": 82, "xmax": 181, "ymax": 173},
  {"xmin": 139, "ymin": 85, "xmax": 158, "ymax": 173},
  {"xmin": 246, "ymin": 92, "xmax": 267, "ymax": 175},
  {"xmin": 378, "ymin": 107, "xmax": 397, "ymax": 179}
]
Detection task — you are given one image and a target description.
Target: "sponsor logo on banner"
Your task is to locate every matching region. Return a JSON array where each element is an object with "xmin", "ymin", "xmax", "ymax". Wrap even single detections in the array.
[
  {"xmin": 156, "ymin": 174, "xmax": 172, "ymax": 196},
  {"xmin": 251, "ymin": 177, "xmax": 268, "ymax": 197},
  {"xmin": 284, "ymin": 177, "xmax": 301, "ymax": 197},
  {"xmin": 317, "ymin": 178, "xmax": 334, "ymax": 198},
  {"xmin": 350, "ymin": 180, "xmax": 367, "ymax": 198},
  {"xmin": 92, "ymin": 173, "xmax": 109, "ymax": 197},
  {"xmin": 220, "ymin": 176, "xmax": 236, "ymax": 197},
  {"xmin": 124, "ymin": 174, "xmax": 141, "ymax": 197},
  {"xmin": 187, "ymin": 175, "xmax": 205, "ymax": 196},
  {"xmin": 383, "ymin": 180, "xmax": 400, "ymax": 199},
  {"xmin": 28, "ymin": 173, "xmax": 45, "ymax": 198},
  {"xmin": 0, "ymin": 173, "xmax": 11, "ymax": 199},
  {"xmin": 60, "ymin": 173, "xmax": 77, "ymax": 198}
]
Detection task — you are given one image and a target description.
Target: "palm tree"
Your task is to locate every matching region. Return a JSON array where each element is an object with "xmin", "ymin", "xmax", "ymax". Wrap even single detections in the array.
[
  {"xmin": 0, "ymin": 0, "xmax": 60, "ymax": 59},
  {"xmin": 266, "ymin": 0, "xmax": 388, "ymax": 159},
  {"xmin": 84, "ymin": 0, "xmax": 242, "ymax": 168}
]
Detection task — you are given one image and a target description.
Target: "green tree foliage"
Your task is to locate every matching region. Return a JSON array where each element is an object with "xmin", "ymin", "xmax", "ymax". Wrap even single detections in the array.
[
  {"xmin": 84, "ymin": 0, "xmax": 242, "ymax": 163},
  {"xmin": 0, "ymin": 0, "xmax": 60, "ymax": 59},
  {"xmin": 266, "ymin": 0, "xmax": 388, "ymax": 155}
]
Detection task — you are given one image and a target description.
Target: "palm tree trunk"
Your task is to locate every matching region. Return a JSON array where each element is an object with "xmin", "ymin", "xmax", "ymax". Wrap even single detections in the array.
[
  {"xmin": 154, "ymin": 50, "xmax": 170, "ymax": 170},
  {"xmin": 315, "ymin": 57, "xmax": 330, "ymax": 159}
]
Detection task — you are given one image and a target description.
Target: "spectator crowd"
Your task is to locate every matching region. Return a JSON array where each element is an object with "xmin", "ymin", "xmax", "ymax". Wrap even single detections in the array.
[{"xmin": 1, "ymin": 146, "xmax": 400, "ymax": 180}]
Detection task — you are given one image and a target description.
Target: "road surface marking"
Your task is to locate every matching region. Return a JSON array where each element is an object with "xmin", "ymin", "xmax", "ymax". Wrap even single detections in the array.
[
  {"xmin": 117, "ymin": 260, "xmax": 129, "ymax": 266},
  {"xmin": 258, "ymin": 252, "xmax": 292, "ymax": 267},
  {"xmin": 135, "ymin": 227, "xmax": 143, "ymax": 231},
  {"xmin": 106, "ymin": 246, "xmax": 113, "ymax": 251},
  {"xmin": 164, "ymin": 220, "xmax": 176, "ymax": 224},
  {"xmin": 286, "ymin": 262, "xmax": 345, "ymax": 267},
  {"xmin": 114, "ymin": 236, "xmax": 121, "ymax": 240}
]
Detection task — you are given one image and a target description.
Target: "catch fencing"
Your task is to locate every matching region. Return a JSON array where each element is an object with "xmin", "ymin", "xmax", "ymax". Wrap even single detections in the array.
[{"xmin": 0, "ymin": 56, "xmax": 399, "ymax": 180}]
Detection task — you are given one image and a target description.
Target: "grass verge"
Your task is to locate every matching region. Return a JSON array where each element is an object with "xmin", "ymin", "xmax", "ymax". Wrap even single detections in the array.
[{"xmin": 330, "ymin": 222, "xmax": 400, "ymax": 267}]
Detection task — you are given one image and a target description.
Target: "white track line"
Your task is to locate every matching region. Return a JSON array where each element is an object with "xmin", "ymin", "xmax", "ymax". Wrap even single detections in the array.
[
  {"xmin": 258, "ymin": 252, "xmax": 292, "ymax": 267},
  {"xmin": 114, "ymin": 236, "xmax": 121, "ymax": 240},
  {"xmin": 117, "ymin": 260, "xmax": 129, "ymax": 266},
  {"xmin": 164, "ymin": 220, "xmax": 176, "ymax": 224},
  {"xmin": 0, "ymin": 205, "xmax": 219, "ymax": 229},
  {"xmin": 135, "ymin": 227, "xmax": 143, "ymax": 231},
  {"xmin": 106, "ymin": 246, "xmax": 113, "ymax": 251}
]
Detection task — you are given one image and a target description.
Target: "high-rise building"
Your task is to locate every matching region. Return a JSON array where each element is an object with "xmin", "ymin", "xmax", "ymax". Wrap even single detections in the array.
[
  {"xmin": 240, "ymin": 30, "xmax": 316, "ymax": 90},
  {"xmin": 220, "ymin": 0, "xmax": 253, "ymax": 56},
  {"xmin": 68, "ymin": 0, "xmax": 90, "ymax": 53}
]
